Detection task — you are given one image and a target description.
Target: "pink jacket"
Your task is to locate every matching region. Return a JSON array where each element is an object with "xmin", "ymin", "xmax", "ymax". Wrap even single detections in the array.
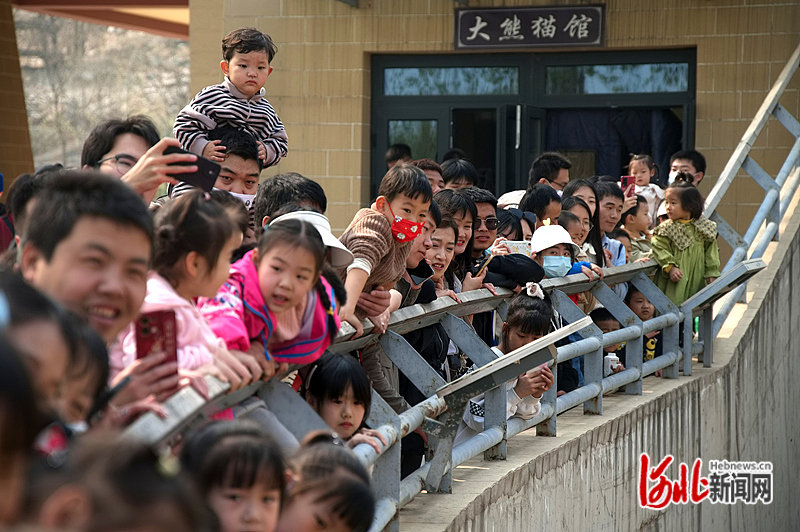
[
  {"xmin": 198, "ymin": 250, "xmax": 340, "ymax": 365},
  {"xmin": 110, "ymin": 272, "xmax": 227, "ymax": 381}
]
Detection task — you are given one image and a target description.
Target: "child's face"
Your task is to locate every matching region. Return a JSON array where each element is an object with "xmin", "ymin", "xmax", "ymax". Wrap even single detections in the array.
[
  {"xmin": 503, "ymin": 325, "xmax": 543, "ymax": 353},
  {"xmin": 598, "ymin": 195, "xmax": 624, "ymax": 233},
  {"xmin": 537, "ymin": 243, "xmax": 571, "ymax": 261},
  {"xmin": 315, "ymin": 384, "xmax": 365, "ymax": 440},
  {"xmin": 58, "ymin": 369, "xmax": 99, "ymax": 424},
  {"xmin": 381, "ymin": 193, "xmax": 430, "ymax": 235},
  {"xmin": 198, "ymin": 231, "xmax": 243, "ymax": 299},
  {"xmin": 572, "ymin": 186, "xmax": 597, "ymax": 216},
  {"xmin": 276, "ymin": 492, "xmax": 349, "ymax": 532},
  {"xmin": 565, "ymin": 220, "xmax": 585, "ymax": 247},
  {"xmin": 630, "ymin": 159, "xmax": 654, "ymax": 187},
  {"xmin": 208, "ymin": 480, "xmax": 281, "ymax": 532},
  {"xmin": 627, "ymin": 291, "xmax": 654, "ymax": 322},
  {"xmin": 617, "ymin": 236, "xmax": 632, "ymax": 263},
  {"xmin": 426, "ymin": 226, "xmax": 457, "ymax": 282},
  {"xmin": 451, "ymin": 212, "xmax": 473, "ymax": 255},
  {"xmin": 567, "ymin": 205, "xmax": 591, "ymax": 245},
  {"xmin": 595, "ymin": 318, "xmax": 621, "ymax": 352},
  {"xmin": 255, "ymin": 242, "xmax": 318, "ymax": 314},
  {"xmin": 221, "ymin": 50, "xmax": 273, "ymax": 98},
  {"xmin": 444, "ymin": 178, "xmax": 471, "ymax": 190},
  {"xmin": 625, "ymin": 202, "xmax": 651, "ymax": 234},
  {"xmin": 8, "ymin": 320, "xmax": 70, "ymax": 412},
  {"xmin": 664, "ymin": 189, "xmax": 691, "ymax": 221}
]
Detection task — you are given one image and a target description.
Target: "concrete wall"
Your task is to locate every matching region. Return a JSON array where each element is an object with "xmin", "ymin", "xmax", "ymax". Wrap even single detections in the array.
[
  {"xmin": 0, "ymin": 0, "xmax": 35, "ymax": 183},
  {"xmin": 189, "ymin": 0, "xmax": 800, "ymax": 231},
  {"xmin": 445, "ymin": 196, "xmax": 800, "ymax": 530}
]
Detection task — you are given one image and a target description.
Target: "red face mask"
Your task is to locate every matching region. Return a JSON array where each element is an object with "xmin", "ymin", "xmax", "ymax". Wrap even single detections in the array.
[{"xmin": 388, "ymin": 205, "xmax": 424, "ymax": 243}]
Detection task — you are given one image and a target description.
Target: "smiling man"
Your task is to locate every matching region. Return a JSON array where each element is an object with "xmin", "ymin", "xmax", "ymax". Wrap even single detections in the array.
[{"xmin": 20, "ymin": 170, "xmax": 153, "ymax": 344}]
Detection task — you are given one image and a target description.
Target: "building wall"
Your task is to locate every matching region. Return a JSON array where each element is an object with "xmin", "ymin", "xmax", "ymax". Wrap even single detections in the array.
[
  {"xmin": 0, "ymin": 0, "xmax": 34, "ymax": 186},
  {"xmin": 189, "ymin": 0, "xmax": 800, "ymax": 231}
]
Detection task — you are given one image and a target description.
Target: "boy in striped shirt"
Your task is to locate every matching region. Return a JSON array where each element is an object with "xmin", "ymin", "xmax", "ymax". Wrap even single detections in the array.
[{"xmin": 173, "ymin": 27, "xmax": 288, "ymax": 167}]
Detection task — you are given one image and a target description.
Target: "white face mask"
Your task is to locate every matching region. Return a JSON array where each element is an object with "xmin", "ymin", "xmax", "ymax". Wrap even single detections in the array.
[
  {"xmin": 65, "ymin": 421, "xmax": 89, "ymax": 435},
  {"xmin": 213, "ymin": 188, "xmax": 256, "ymax": 209},
  {"xmin": 557, "ymin": 189, "xmax": 563, "ymax": 198},
  {"xmin": 668, "ymin": 170, "xmax": 679, "ymax": 184}
]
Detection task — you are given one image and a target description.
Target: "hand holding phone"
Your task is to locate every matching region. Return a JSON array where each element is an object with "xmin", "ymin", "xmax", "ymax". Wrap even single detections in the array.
[
  {"xmin": 474, "ymin": 254, "xmax": 494, "ymax": 277},
  {"xmin": 163, "ymin": 146, "xmax": 220, "ymax": 192},
  {"xmin": 135, "ymin": 310, "xmax": 178, "ymax": 365},
  {"xmin": 620, "ymin": 175, "xmax": 636, "ymax": 197}
]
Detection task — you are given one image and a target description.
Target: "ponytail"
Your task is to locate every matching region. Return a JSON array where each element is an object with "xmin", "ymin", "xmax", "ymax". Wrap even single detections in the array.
[{"xmin": 315, "ymin": 277, "xmax": 338, "ymax": 343}]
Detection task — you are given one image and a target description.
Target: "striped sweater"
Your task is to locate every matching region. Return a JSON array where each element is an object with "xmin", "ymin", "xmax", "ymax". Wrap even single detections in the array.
[{"xmin": 173, "ymin": 77, "xmax": 288, "ymax": 166}]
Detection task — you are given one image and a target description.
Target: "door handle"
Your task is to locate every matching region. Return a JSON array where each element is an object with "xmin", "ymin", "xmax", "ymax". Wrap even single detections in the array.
[{"xmin": 515, "ymin": 104, "xmax": 521, "ymax": 150}]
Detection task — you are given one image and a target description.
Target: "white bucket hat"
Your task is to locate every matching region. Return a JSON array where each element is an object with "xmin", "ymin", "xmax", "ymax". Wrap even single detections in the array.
[
  {"xmin": 269, "ymin": 210, "xmax": 354, "ymax": 269},
  {"xmin": 530, "ymin": 224, "xmax": 581, "ymax": 257}
]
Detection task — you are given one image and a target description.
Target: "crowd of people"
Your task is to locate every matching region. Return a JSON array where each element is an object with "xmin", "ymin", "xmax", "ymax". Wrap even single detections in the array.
[{"xmin": 0, "ymin": 27, "xmax": 721, "ymax": 532}]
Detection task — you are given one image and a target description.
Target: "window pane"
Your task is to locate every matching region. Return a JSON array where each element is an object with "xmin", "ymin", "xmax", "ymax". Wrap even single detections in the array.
[
  {"xmin": 546, "ymin": 63, "xmax": 689, "ymax": 95},
  {"xmin": 384, "ymin": 67, "xmax": 519, "ymax": 96},
  {"xmin": 388, "ymin": 120, "xmax": 437, "ymax": 161}
]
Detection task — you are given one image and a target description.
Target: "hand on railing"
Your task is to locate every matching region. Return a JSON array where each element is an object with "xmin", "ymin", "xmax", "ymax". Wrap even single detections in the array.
[
  {"xmin": 349, "ymin": 427, "xmax": 388, "ymax": 454},
  {"xmin": 513, "ymin": 364, "xmax": 554, "ymax": 399}
]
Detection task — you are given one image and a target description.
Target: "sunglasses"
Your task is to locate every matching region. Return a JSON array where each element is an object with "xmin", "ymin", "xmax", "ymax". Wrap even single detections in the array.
[{"xmin": 474, "ymin": 217, "xmax": 499, "ymax": 230}]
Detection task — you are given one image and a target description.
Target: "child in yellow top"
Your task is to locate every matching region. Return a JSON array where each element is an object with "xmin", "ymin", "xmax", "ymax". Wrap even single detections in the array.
[{"xmin": 651, "ymin": 173, "xmax": 720, "ymax": 306}]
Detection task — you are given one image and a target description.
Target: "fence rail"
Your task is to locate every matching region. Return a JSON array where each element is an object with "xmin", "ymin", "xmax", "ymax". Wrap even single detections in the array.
[{"xmin": 123, "ymin": 38, "xmax": 800, "ymax": 532}]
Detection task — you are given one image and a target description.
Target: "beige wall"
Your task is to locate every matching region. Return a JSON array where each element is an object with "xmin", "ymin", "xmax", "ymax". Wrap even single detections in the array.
[
  {"xmin": 0, "ymin": 0, "xmax": 34, "ymax": 187},
  {"xmin": 189, "ymin": 0, "xmax": 800, "ymax": 232}
]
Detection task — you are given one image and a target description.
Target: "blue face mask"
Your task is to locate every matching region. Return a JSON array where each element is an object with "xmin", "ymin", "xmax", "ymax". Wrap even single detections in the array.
[{"xmin": 542, "ymin": 255, "xmax": 572, "ymax": 278}]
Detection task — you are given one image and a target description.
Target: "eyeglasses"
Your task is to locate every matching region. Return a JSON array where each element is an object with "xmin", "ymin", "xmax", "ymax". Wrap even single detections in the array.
[
  {"xmin": 549, "ymin": 179, "xmax": 569, "ymax": 191},
  {"xmin": 96, "ymin": 154, "xmax": 138, "ymax": 175},
  {"xmin": 473, "ymin": 217, "xmax": 499, "ymax": 230}
]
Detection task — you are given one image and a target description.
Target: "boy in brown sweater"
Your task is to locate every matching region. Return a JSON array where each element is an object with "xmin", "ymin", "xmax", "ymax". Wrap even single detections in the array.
[{"xmin": 338, "ymin": 164, "xmax": 432, "ymax": 336}]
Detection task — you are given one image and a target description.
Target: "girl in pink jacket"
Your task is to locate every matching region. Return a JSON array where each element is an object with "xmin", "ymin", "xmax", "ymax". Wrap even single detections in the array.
[{"xmin": 110, "ymin": 191, "xmax": 243, "ymax": 379}]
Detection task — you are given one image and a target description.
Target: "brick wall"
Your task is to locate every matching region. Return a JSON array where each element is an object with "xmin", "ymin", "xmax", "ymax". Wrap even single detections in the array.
[
  {"xmin": 189, "ymin": 0, "xmax": 800, "ymax": 232},
  {"xmin": 0, "ymin": 0, "xmax": 34, "ymax": 188}
]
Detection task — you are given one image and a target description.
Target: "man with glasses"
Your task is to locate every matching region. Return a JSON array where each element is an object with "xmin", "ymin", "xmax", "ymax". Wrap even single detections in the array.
[
  {"xmin": 528, "ymin": 151, "xmax": 571, "ymax": 192},
  {"xmin": 81, "ymin": 115, "xmax": 199, "ymax": 203},
  {"xmin": 458, "ymin": 187, "xmax": 543, "ymax": 345}
]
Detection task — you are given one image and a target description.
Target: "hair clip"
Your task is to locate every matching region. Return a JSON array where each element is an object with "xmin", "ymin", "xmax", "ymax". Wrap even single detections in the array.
[
  {"xmin": 526, "ymin": 282, "xmax": 544, "ymax": 299},
  {"xmin": 203, "ymin": 191, "xmax": 211, "ymax": 201}
]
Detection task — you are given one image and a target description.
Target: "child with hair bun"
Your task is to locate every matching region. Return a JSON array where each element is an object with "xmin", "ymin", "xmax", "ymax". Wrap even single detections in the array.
[
  {"xmin": 455, "ymin": 284, "xmax": 555, "ymax": 445},
  {"xmin": 111, "ymin": 190, "xmax": 243, "ymax": 382},
  {"xmin": 651, "ymin": 173, "xmax": 720, "ymax": 306},
  {"xmin": 628, "ymin": 153, "xmax": 664, "ymax": 228}
]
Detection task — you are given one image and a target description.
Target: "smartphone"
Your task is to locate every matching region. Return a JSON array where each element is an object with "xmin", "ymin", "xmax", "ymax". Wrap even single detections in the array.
[
  {"xmin": 474, "ymin": 254, "xmax": 494, "ymax": 277},
  {"xmin": 135, "ymin": 310, "xmax": 178, "ymax": 364},
  {"xmin": 163, "ymin": 146, "xmax": 220, "ymax": 192},
  {"xmin": 407, "ymin": 261, "xmax": 434, "ymax": 286},
  {"xmin": 620, "ymin": 175, "xmax": 635, "ymax": 197},
  {"xmin": 503, "ymin": 240, "xmax": 532, "ymax": 256}
]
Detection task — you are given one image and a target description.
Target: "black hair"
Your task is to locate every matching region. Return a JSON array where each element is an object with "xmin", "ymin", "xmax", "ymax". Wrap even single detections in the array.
[
  {"xmin": 519, "ymin": 184, "xmax": 560, "ymax": 223},
  {"xmin": 590, "ymin": 307, "xmax": 618, "ymax": 325},
  {"xmin": 24, "ymin": 170, "xmax": 153, "ymax": 261},
  {"xmin": 434, "ymin": 189, "xmax": 477, "ymax": 281},
  {"xmin": 208, "ymin": 126, "xmax": 262, "ymax": 169},
  {"xmin": 441, "ymin": 158, "xmax": 477, "ymax": 187},
  {"xmin": 621, "ymin": 194, "xmax": 648, "ymax": 227},
  {"xmin": 303, "ymin": 352, "xmax": 372, "ymax": 430},
  {"xmin": 0, "ymin": 334, "xmax": 45, "ymax": 465},
  {"xmin": 496, "ymin": 209, "xmax": 522, "ymax": 240},
  {"xmin": 624, "ymin": 284, "xmax": 643, "ymax": 304},
  {"xmin": 629, "ymin": 153, "xmax": 658, "ymax": 181},
  {"xmin": 0, "ymin": 271, "xmax": 80, "ymax": 366},
  {"xmin": 441, "ymin": 148, "xmax": 467, "ymax": 162},
  {"xmin": 528, "ymin": 152, "xmax": 571, "ymax": 188},
  {"xmin": 181, "ymin": 420, "xmax": 285, "ymax": 496},
  {"xmin": 254, "ymin": 172, "xmax": 327, "ymax": 236},
  {"xmin": 558, "ymin": 209, "xmax": 581, "ymax": 230},
  {"xmin": 670, "ymin": 149, "xmax": 706, "ymax": 174},
  {"xmin": 501, "ymin": 290, "xmax": 554, "ymax": 350},
  {"xmin": 459, "ymin": 186, "xmax": 498, "ymax": 210},
  {"xmin": 595, "ymin": 181, "xmax": 625, "ymax": 202},
  {"xmin": 6, "ymin": 165, "xmax": 60, "ymax": 238},
  {"xmin": 258, "ymin": 219, "xmax": 338, "ymax": 340},
  {"xmin": 80, "ymin": 115, "xmax": 159, "ymax": 168},
  {"xmin": 67, "ymin": 313, "xmax": 110, "ymax": 418},
  {"xmin": 608, "ymin": 228, "xmax": 630, "ymax": 242},
  {"xmin": 428, "ymin": 199, "xmax": 442, "ymax": 227},
  {"xmin": 377, "ymin": 163, "xmax": 433, "ymax": 203},
  {"xmin": 153, "ymin": 190, "xmax": 237, "ymax": 287},
  {"xmin": 594, "ymin": 174, "xmax": 621, "ymax": 184},
  {"xmin": 666, "ymin": 173, "xmax": 704, "ymax": 219},
  {"xmin": 436, "ymin": 216, "xmax": 459, "ymax": 239},
  {"xmin": 411, "ymin": 158, "xmax": 442, "ymax": 177},
  {"xmin": 222, "ymin": 27, "xmax": 277, "ymax": 62},
  {"xmin": 385, "ymin": 143, "xmax": 412, "ymax": 164},
  {"xmin": 209, "ymin": 189, "xmax": 250, "ymax": 237}
]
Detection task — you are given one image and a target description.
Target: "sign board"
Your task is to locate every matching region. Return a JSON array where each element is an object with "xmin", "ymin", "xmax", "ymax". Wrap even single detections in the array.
[{"xmin": 455, "ymin": 5, "xmax": 604, "ymax": 50}]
